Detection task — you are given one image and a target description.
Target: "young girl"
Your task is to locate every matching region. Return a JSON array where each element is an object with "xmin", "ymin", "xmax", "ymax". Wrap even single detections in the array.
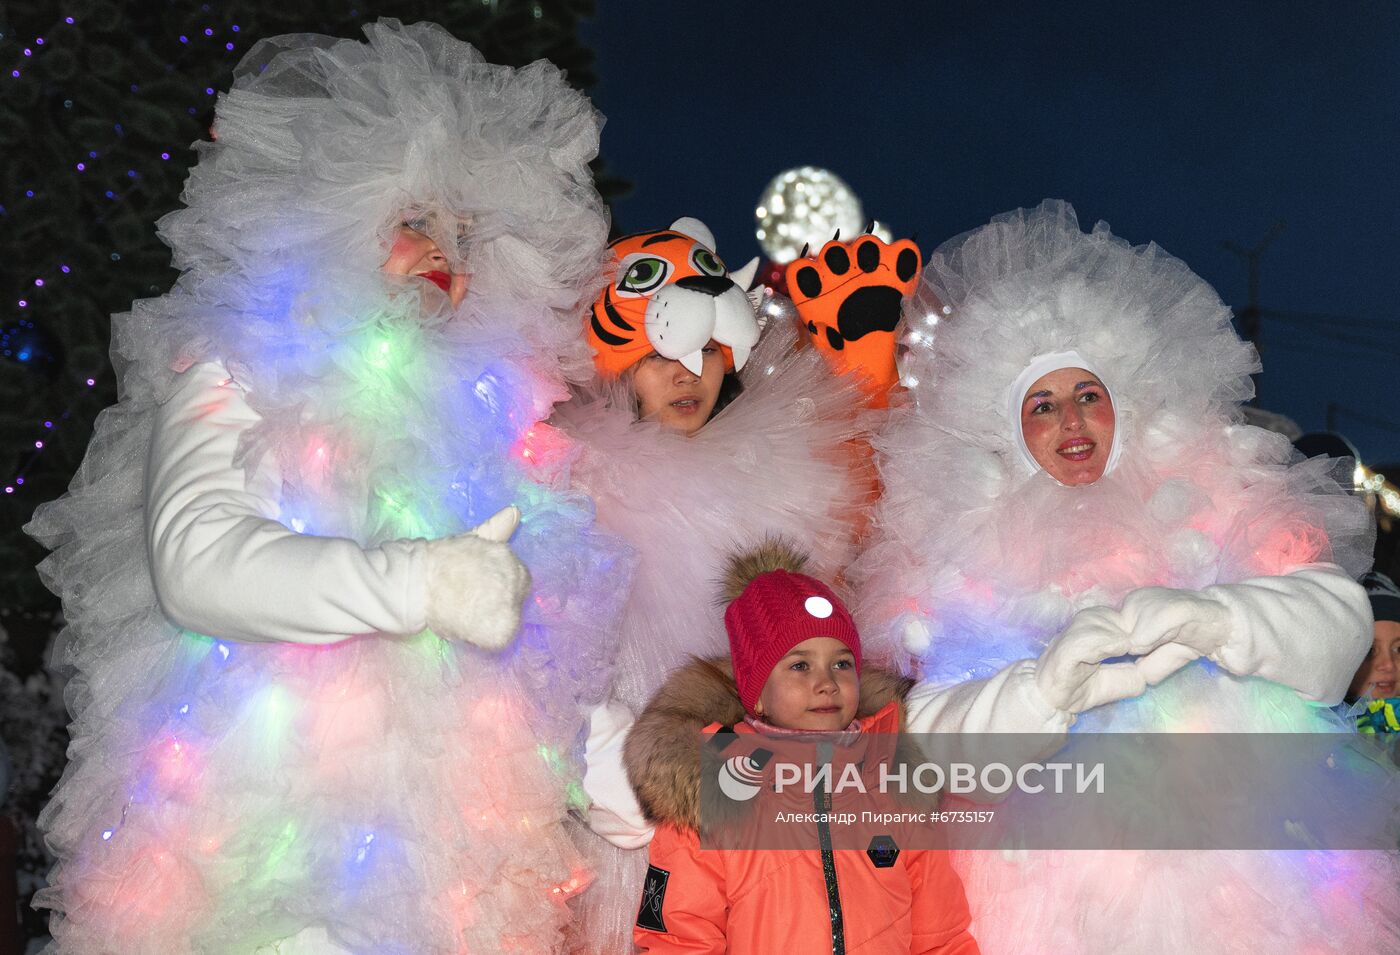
[{"xmin": 624, "ymin": 541, "xmax": 981, "ymax": 954}]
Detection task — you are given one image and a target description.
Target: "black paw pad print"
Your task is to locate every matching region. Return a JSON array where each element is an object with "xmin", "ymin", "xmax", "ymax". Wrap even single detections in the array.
[{"xmin": 785, "ymin": 235, "xmax": 922, "ymax": 351}]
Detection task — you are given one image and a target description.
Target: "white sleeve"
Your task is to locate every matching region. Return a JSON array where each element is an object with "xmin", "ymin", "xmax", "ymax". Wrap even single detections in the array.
[
  {"xmin": 1205, "ymin": 563, "xmax": 1372, "ymax": 705},
  {"xmin": 582, "ymin": 701, "xmax": 654, "ymax": 849},
  {"xmin": 903, "ymin": 660, "xmax": 1072, "ymax": 737},
  {"xmin": 146, "ymin": 361, "xmax": 429, "ymax": 645},
  {"xmin": 902, "ymin": 661, "xmax": 1072, "ymax": 802},
  {"xmin": 579, "ymin": 700, "xmax": 655, "ymax": 845}
]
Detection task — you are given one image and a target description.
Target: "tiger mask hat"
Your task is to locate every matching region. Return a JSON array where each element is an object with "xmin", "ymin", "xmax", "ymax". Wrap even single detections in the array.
[{"xmin": 587, "ymin": 217, "xmax": 761, "ymax": 377}]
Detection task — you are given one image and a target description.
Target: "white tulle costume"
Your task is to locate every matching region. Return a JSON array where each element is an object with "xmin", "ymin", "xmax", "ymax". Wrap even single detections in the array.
[
  {"xmin": 27, "ymin": 21, "xmax": 630, "ymax": 953},
  {"xmin": 854, "ymin": 200, "xmax": 1399, "ymax": 953},
  {"xmin": 556, "ymin": 311, "xmax": 869, "ymax": 952}
]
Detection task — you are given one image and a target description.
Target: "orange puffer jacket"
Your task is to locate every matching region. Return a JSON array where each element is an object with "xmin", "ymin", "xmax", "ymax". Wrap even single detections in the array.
[{"xmin": 624, "ymin": 658, "xmax": 980, "ymax": 955}]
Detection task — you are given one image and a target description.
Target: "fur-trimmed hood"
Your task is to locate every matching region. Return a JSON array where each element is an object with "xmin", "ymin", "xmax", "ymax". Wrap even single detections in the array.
[{"xmin": 623, "ymin": 656, "xmax": 916, "ymax": 831}]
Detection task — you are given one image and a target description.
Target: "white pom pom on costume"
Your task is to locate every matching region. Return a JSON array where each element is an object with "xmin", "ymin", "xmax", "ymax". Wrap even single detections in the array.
[
  {"xmin": 901, "ymin": 614, "xmax": 934, "ymax": 656},
  {"xmin": 1164, "ymin": 529, "xmax": 1219, "ymax": 582},
  {"xmin": 1146, "ymin": 480, "xmax": 1197, "ymax": 524}
]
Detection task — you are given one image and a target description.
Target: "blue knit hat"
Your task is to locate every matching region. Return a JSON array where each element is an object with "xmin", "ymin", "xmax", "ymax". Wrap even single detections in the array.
[{"xmin": 1362, "ymin": 572, "xmax": 1400, "ymax": 624}]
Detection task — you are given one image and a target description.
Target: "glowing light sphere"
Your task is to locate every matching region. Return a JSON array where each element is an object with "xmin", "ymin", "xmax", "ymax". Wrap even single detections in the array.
[{"xmin": 755, "ymin": 167, "xmax": 866, "ymax": 264}]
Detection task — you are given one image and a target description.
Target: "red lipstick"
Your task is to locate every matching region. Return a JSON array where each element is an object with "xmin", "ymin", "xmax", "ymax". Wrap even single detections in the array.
[{"xmin": 418, "ymin": 270, "xmax": 452, "ymax": 293}]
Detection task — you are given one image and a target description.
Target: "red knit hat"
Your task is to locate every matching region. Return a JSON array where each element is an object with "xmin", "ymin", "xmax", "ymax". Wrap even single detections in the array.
[{"xmin": 724, "ymin": 559, "xmax": 863, "ymax": 716}]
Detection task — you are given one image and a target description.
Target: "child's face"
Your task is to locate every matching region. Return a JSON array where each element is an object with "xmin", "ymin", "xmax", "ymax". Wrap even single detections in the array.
[
  {"xmin": 1349, "ymin": 619, "xmax": 1400, "ymax": 700},
  {"xmin": 382, "ymin": 225, "xmax": 468, "ymax": 307},
  {"xmin": 757, "ymin": 637, "xmax": 859, "ymax": 731}
]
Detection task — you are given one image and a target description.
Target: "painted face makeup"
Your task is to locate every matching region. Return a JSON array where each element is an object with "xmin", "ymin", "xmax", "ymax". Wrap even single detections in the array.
[
  {"xmin": 629, "ymin": 340, "xmax": 726, "ymax": 436},
  {"xmin": 381, "ymin": 224, "xmax": 468, "ymax": 307},
  {"xmin": 1019, "ymin": 366, "xmax": 1117, "ymax": 486}
]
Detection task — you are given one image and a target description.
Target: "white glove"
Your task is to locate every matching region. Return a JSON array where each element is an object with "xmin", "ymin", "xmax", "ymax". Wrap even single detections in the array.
[
  {"xmin": 1034, "ymin": 606, "xmax": 1152, "ymax": 715},
  {"xmin": 1133, "ymin": 641, "xmax": 1204, "ymax": 687},
  {"xmin": 1118, "ymin": 586, "xmax": 1232, "ymax": 658},
  {"xmin": 583, "ymin": 700, "xmax": 655, "ymax": 849},
  {"xmin": 424, "ymin": 506, "xmax": 531, "ymax": 650}
]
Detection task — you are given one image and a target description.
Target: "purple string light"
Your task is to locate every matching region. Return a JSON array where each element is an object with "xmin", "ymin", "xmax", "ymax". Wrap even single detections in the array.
[
  {"xmin": 0, "ymin": 14, "xmax": 86, "ymax": 495},
  {"xmin": 1, "ymin": 11, "xmax": 194, "ymax": 495}
]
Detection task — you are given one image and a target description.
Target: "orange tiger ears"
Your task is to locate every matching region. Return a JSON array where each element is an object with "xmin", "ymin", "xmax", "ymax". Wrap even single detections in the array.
[
  {"xmin": 587, "ymin": 217, "xmax": 762, "ymax": 378},
  {"xmin": 786, "ymin": 233, "xmax": 922, "ymax": 405}
]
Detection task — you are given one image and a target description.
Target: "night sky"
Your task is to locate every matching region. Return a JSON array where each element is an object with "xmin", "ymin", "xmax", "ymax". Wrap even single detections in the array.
[{"xmin": 581, "ymin": 0, "xmax": 1400, "ymax": 463}]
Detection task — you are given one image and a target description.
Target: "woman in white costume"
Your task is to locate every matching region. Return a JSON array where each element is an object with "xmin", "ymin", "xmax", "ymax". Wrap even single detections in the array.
[
  {"xmin": 28, "ymin": 21, "xmax": 627, "ymax": 953},
  {"xmin": 854, "ymin": 199, "xmax": 1398, "ymax": 953}
]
